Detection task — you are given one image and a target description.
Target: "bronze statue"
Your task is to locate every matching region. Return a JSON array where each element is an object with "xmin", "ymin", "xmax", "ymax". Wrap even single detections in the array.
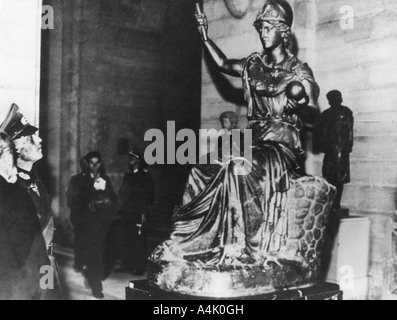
[
  {"xmin": 149, "ymin": 0, "xmax": 336, "ymax": 297},
  {"xmin": 318, "ymin": 90, "xmax": 354, "ymax": 212}
]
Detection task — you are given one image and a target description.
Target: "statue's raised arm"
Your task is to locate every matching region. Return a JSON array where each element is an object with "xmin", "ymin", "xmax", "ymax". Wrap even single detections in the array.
[{"xmin": 194, "ymin": 3, "xmax": 244, "ymax": 77}]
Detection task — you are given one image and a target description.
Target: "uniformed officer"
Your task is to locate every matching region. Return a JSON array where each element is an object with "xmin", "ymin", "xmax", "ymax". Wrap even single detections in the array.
[
  {"xmin": 0, "ymin": 104, "xmax": 61, "ymax": 299},
  {"xmin": 0, "ymin": 130, "xmax": 49, "ymax": 300},
  {"xmin": 116, "ymin": 148, "xmax": 154, "ymax": 275}
]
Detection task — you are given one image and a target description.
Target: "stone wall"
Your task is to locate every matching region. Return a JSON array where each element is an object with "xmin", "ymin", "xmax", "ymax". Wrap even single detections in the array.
[
  {"xmin": 313, "ymin": 0, "xmax": 397, "ymax": 300},
  {"xmin": 40, "ymin": 0, "xmax": 202, "ymax": 248},
  {"xmin": 201, "ymin": 0, "xmax": 261, "ymax": 142}
]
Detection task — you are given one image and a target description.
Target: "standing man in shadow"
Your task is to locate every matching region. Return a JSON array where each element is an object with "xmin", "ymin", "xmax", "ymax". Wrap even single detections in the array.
[
  {"xmin": 318, "ymin": 90, "xmax": 354, "ymax": 214},
  {"xmin": 116, "ymin": 148, "xmax": 154, "ymax": 276}
]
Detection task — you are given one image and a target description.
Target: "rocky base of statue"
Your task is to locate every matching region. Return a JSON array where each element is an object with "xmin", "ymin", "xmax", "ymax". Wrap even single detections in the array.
[
  {"xmin": 148, "ymin": 176, "xmax": 336, "ymax": 298},
  {"xmin": 148, "ymin": 260, "xmax": 320, "ymax": 297}
]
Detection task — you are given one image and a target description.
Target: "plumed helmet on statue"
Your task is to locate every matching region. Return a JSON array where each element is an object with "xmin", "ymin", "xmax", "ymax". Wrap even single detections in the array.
[
  {"xmin": 0, "ymin": 104, "xmax": 38, "ymax": 140},
  {"xmin": 253, "ymin": 0, "xmax": 293, "ymax": 29}
]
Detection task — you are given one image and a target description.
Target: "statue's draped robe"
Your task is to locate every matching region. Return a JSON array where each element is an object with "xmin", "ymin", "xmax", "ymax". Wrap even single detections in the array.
[{"xmin": 167, "ymin": 53, "xmax": 319, "ymax": 265}]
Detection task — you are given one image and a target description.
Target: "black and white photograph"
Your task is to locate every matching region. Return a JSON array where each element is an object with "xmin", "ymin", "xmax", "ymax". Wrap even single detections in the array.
[{"xmin": 0, "ymin": 0, "xmax": 396, "ymax": 303}]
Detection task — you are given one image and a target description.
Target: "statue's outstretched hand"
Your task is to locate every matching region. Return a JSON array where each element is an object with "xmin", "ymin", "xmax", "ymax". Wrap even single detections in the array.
[{"xmin": 195, "ymin": 3, "xmax": 208, "ymax": 41}]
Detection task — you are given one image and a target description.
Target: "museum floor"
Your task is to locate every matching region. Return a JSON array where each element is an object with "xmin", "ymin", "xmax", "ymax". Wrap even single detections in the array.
[{"xmin": 55, "ymin": 246, "xmax": 145, "ymax": 300}]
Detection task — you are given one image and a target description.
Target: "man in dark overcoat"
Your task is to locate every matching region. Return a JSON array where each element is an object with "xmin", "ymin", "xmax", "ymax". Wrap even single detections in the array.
[
  {"xmin": 0, "ymin": 131, "xmax": 48, "ymax": 300},
  {"xmin": 0, "ymin": 104, "xmax": 61, "ymax": 299},
  {"xmin": 116, "ymin": 148, "xmax": 154, "ymax": 275}
]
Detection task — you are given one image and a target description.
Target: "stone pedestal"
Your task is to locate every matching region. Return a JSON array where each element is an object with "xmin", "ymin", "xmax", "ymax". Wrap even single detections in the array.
[
  {"xmin": 126, "ymin": 280, "xmax": 342, "ymax": 300},
  {"xmin": 325, "ymin": 214, "xmax": 371, "ymax": 300}
]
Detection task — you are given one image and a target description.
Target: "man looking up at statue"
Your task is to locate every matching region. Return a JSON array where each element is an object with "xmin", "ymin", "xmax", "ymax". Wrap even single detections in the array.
[{"xmin": 0, "ymin": 104, "xmax": 61, "ymax": 299}]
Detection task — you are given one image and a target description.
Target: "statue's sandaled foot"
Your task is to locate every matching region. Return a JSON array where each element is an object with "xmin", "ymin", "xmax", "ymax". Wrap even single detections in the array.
[
  {"xmin": 238, "ymin": 253, "xmax": 256, "ymax": 265},
  {"xmin": 277, "ymin": 245, "xmax": 304, "ymax": 266},
  {"xmin": 263, "ymin": 256, "xmax": 283, "ymax": 269}
]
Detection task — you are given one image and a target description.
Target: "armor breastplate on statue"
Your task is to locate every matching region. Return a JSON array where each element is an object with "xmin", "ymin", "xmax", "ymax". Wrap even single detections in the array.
[
  {"xmin": 249, "ymin": 56, "xmax": 294, "ymax": 97},
  {"xmin": 244, "ymin": 54, "xmax": 304, "ymax": 129}
]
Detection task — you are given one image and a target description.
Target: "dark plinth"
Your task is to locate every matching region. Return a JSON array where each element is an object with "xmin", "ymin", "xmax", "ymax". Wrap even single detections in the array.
[
  {"xmin": 126, "ymin": 280, "xmax": 342, "ymax": 301},
  {"xmin": 338, "ymin": 208, "xmax": 349, "ymax": 218}
]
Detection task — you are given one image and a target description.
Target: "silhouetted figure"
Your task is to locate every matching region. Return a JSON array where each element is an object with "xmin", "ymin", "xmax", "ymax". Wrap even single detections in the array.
[
  {"xmin": 115, "ymin": 148, "xmax": 154, "ymax": 276},
  {"xmin": 318, "ymin": 90, "xmax": 354, "ymax": 212}
]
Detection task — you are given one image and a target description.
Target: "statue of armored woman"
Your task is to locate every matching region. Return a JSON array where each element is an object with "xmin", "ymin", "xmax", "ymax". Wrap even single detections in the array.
[{"xmin": 149, "ymin": 0, "xmax": 336, "ymax": 297}]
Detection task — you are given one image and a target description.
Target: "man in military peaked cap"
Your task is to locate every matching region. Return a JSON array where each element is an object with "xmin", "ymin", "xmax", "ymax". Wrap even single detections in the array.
[
  {"xmin": 0, "ymin": 104, "xmax": 39, "ymax": 139},
  {"xmin": 116, "ymin": 147, "xmax": 154, "ymax": 276},
  {"xmin": 0, "ymin": 130, "xmax": 49, "ymax": 300},
  {"xmin": 0, "ymin": 104, "xmax": 61, "ymax": 299}
]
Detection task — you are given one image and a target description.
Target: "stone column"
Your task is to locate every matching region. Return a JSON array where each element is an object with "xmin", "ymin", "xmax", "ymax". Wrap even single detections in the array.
[{"xmin": 58, "ymin": 0, "xmax": 83, "ymax": 226}]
